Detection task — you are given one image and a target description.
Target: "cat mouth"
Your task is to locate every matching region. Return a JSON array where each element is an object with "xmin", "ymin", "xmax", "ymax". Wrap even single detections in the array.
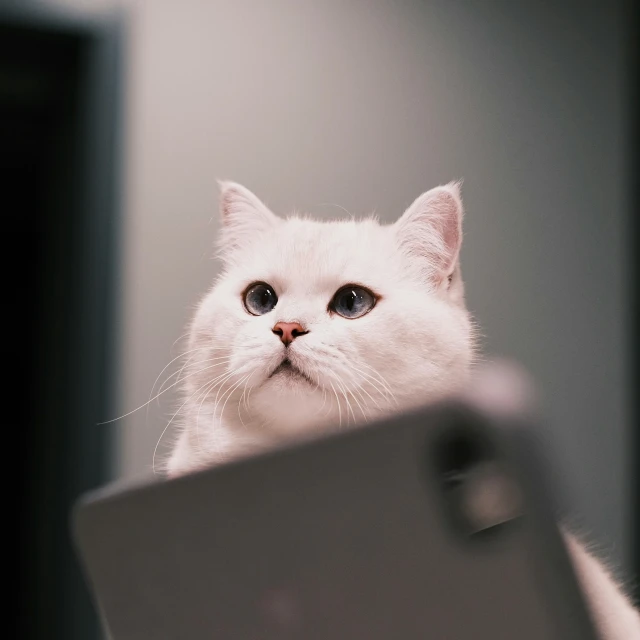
[{"xmin": 269, "ymin": 358, "xmax": 315, "ymax": 385}]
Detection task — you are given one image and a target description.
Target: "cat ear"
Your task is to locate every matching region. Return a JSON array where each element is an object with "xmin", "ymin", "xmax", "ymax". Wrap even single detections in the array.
[
  {"xmin": 393, "ymin": 181, "xmax": 463, "ymax": 282},
  {"xmin": 217, "ymin": 181, "xmax": 280, "ymax": 256}
]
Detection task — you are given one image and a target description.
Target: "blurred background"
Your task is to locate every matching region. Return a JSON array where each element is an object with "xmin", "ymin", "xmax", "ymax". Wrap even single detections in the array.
[{"xmin": 2, "ymin": 0, "xmax": 637, "ymax": 637}]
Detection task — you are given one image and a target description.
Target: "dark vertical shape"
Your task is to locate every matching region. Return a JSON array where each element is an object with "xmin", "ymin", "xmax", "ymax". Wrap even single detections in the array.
[
  {"xmin": 63, "ymin": 16, "xmax": 125, "ymax": 640},
  {"xmin": 629, "ymin": 0, "xmax": 640, "ymax": 604},
  {"xmin": 0, "ymin": 3, "xmax": 124, "ymax": 638}
]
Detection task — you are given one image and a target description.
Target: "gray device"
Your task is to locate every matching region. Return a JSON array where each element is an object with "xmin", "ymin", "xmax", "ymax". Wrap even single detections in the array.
[{"xmin": 73, "ymin": 395, "xmax": 599, "ymax": 639}]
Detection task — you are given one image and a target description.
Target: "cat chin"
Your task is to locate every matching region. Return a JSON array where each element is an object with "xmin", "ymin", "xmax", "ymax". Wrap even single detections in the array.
[
  {"xmin": 266, "ymin": 364, "xmax": 317, "ymax": 390},
  {"xmin": 248, "ymin": 383, "xmax": 342, "ymax": 437}
]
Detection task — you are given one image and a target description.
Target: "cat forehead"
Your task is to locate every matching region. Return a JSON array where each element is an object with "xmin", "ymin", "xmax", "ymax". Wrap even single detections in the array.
[
  {"xmin": 278, "ymin": 216, "xmax": 389, "ymax": 259},
  {"xmin": 228, "ymin": 216, "xmax": 397, "ymax": 287}
]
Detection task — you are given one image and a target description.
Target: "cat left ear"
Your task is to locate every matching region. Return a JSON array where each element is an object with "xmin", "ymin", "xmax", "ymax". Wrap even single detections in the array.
[
  {"xmin": 217, "ymin": 181, "xmax": 280, "ymax": 256},
  {"xmin": 394, "ymin": 181, "xmax": 463, "ymax": 282}
]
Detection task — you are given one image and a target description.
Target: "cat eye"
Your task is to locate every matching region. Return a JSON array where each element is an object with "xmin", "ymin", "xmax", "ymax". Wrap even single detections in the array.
[
  {"xmin": 330, "ymin": 285, "xmax": 377, "ymax": 319},
  {"xmin": 243, "ymin": 282, "xmax": 278, "ymax": 315}
]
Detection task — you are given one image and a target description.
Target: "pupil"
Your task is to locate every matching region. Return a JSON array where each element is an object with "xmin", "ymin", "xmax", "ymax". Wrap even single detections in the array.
[
  {"xmin": 346, "ymin": 291, "xmax": 355, "ymax": 311},
  {"xmin": 260, "ymin": 289, "xmax": 270, "ymax": 306}
]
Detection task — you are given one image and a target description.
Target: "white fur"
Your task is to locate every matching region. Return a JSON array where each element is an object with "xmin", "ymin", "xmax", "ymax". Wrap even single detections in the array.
[
  {"xmin": 166, "ymin": 182, "xmax": 640, "ymax": 638},
  {"xmin": 564, "ymin": 532, "xmax": 640, "ymax": 638},
  {"xmin": 167, "ymin": 181, "xmax": 474, "ymax": 474}
]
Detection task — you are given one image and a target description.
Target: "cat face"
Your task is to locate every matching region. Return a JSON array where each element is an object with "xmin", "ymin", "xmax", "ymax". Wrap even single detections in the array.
[{"xmin": 168, "ymin": 182, "xmax": 475, "ymax": 474}]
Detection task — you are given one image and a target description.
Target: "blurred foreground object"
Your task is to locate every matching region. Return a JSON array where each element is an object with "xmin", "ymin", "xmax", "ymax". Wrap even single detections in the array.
[{"xmin": 74, "ymin": 363, "xmax": 599, "ymax": 639}]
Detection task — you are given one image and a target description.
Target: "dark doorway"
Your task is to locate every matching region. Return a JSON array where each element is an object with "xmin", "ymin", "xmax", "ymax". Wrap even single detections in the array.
[{"xmin": 0, "ymin": 4, "xmax": 123, "ymax": 638}]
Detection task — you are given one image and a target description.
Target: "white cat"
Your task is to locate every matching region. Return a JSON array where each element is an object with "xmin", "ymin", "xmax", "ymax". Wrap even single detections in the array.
[{"xmin": 166, "ymin": 181, "xmax": 640, "ymax": 638}]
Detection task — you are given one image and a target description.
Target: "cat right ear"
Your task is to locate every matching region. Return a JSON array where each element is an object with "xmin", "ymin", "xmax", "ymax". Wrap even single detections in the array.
[
  {"xmin": 216, "ymin": 181, "xmax": 280, "ymax": 257},
  {"xmin": 393, "ymin": 181, "xmax": 464, "ymax": 284}
]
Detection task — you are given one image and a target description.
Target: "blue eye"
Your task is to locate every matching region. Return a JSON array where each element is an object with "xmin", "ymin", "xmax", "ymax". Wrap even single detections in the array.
[
  {"xmin": 331, "ymin": 285, "xmax": 376, "ymax": 319},
  {"xmin": 244, "ymin": 282, "xmax": 278, "ymax": 315}
]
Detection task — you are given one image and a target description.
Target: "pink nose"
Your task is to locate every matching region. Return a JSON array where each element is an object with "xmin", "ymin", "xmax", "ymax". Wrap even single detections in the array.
[{"xmin": 272, "ymin": 322, "xmax": 308, "ymax": 346}]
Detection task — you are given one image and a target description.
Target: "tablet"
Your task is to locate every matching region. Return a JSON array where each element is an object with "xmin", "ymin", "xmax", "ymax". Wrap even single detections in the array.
[{"xmin": 73, "ymin": 391, "xmax": 598, "ymax": 639}]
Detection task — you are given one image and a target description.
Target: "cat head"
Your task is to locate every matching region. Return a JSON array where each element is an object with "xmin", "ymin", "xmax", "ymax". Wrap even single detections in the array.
[{"xmin": 167, "ymin": 181, "xmax": 476, "ymax": 475}]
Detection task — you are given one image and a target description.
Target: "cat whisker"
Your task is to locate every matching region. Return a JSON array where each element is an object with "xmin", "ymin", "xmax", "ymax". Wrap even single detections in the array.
[
  {"xmin": 238, "ymin": 385, "xmax": 248, "ymax": 427},
  {"xmin": 309, "ymin": 346, "xmax": 395, "ymax": 406},
  {"xmin": 357, "ymin": 362, "xmax": 397, "ymax": 402},
  {"xmin": 149, "ymin": 345, "xmax": 210, "ymax": 402},
  {"xmin": 212, "ymin": 370, "xmax": 241, "ymax": 417},
  {"xmin": 100, "ymin": 360, "xmax": 235, "ymax": 425},
  {"xmin": 242, "ymin": 371, "xmax": 258, "ymax": 419},
  {"xmin": 331, "ymin": 374, "xmax": 357, "ymax": 425},
  {"xmin": 155, "ymin": 344, "xmax": 254, "ymax": 401},
  {"xmin": 350, "ymin": 374, "xmax": 382, "ymax": 411},
  {"xmin": 155, "ymin": 354, "xmax": 235, "ymax": 411},
  {"xmin": 239, "ymin": 374, "xmax": 254, "ymax": 423},
  {"xmin": 170, "ymin": 331, "xmax": 192, "ymax": 351},
  {"xmin": 333, "ymin": 368, "xmax": 370, "ymax": 420},
  {"xmin": 152, "ymin": 373, "xmax": 230, "ymax": 475},
  {"xmin": 188, "ymin": 367, "xmax": 237, "ymax": 455},
  {"xmin": 350, "ymin": 364, "xmax": 398, "ymax": 406},
  {"xmin": 348, "ymin": 366, "xmax": 388, "ymax": 401},
  {"xmin": 322, "ymin": 389, "xmax": 332, "ymax": 419},
  {"xmin": 208, "ymin": 365, "xmax": 254, "ymax": 425},
  {"xmin": 317, "ymin": 384, "xmax": 328, "ymax": 415},
  {"xmin": 220, "ymin": 374, "xmax": 252, "ymax": 427},
  {"xmin": 195, "ymin": 374, "xmax": 228, "ymax": 451},
  {"xmin": 145, "ymin": 346, "xmax": 217, "ymax": 426},
  {"xmin": 328, "ymin": 380, "xmax": 342, "ymax": 427},
  {"xmin": 245, "ymin": 380, "xmax": 256, "ymax": 411},
  {"xmin": 329, "ymin": 381, "xmax": 342, "ymax": 426},
  {"xmin": 345, "ymin": 383, "xmax": 368, "ymax": 422}
]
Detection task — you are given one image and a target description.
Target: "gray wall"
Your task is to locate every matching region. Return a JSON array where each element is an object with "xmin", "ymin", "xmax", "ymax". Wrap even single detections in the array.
[{"xmin": 54, "ymin": 0, "xmax": 631, "ymax": 567}]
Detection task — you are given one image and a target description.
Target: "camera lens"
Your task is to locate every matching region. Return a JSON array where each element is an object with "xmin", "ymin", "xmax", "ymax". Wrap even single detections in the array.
[
  {"xmin": 431, "ymin": 424, "xmax": 523, "ymax": 538},
  {"xmin": 459, "ymin": 462, "xmax": 523, "ymax": 534}
]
